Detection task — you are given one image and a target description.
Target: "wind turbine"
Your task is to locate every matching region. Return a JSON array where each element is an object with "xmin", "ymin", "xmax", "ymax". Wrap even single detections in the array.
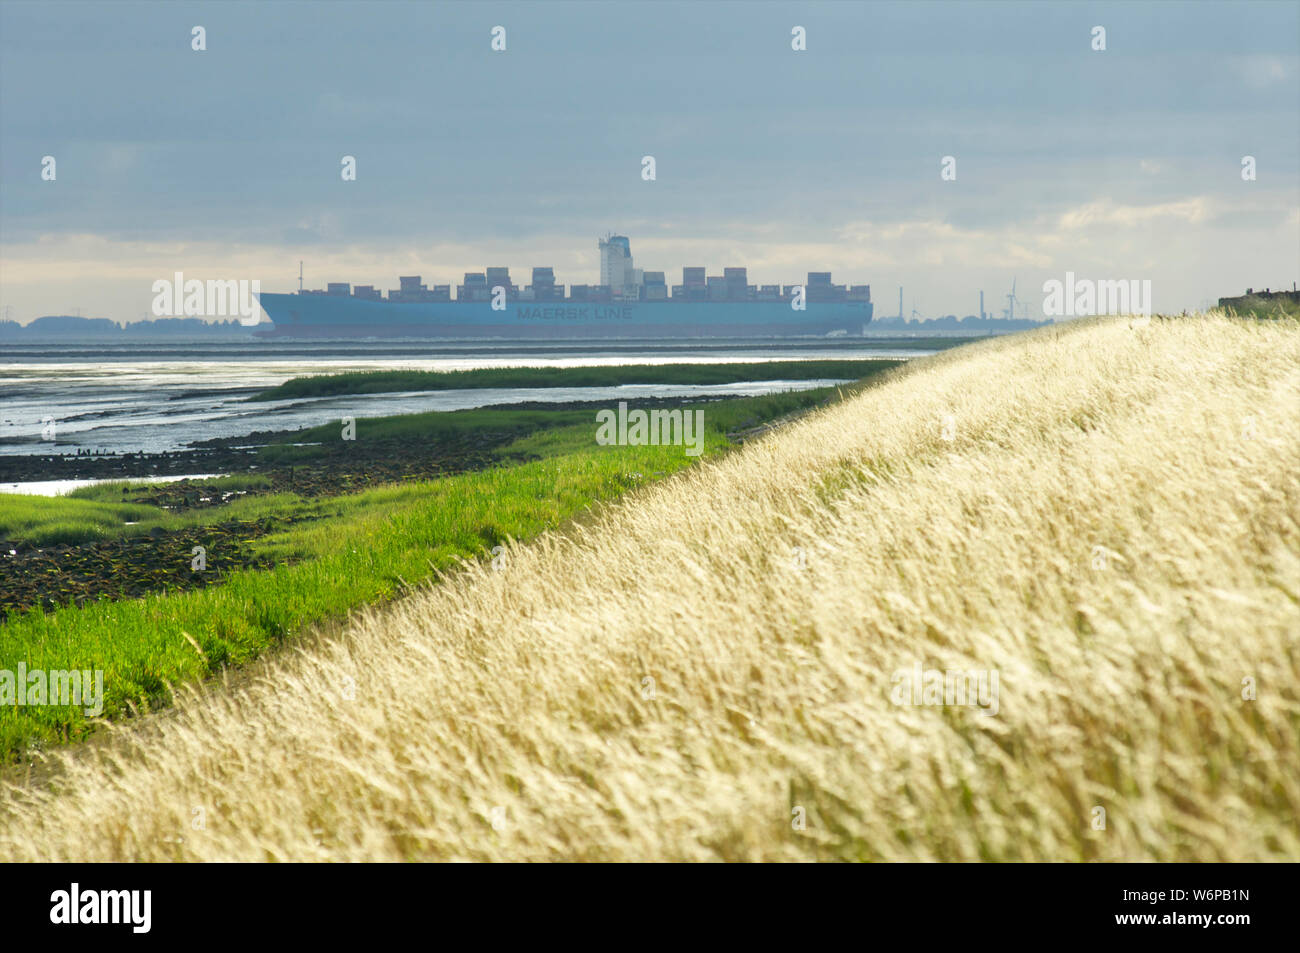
[{"xmin": 1004, "ymin": 278, "xmax": 1018, "ymax": 321}]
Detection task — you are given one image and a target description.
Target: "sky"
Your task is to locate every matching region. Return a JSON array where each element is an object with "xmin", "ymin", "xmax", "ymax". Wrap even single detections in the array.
[{"xmin": 1, "ymin": 0, "xmax": 1297, "ymax": 324}]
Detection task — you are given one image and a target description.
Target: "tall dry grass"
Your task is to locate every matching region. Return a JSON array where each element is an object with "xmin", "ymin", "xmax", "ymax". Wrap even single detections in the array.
[{"xmin": 2, "ymin": 314, "xmax": 1297, "ymax": 861}]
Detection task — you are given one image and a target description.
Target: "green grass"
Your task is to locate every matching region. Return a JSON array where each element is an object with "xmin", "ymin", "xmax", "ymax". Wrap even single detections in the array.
[
  {"xmin": 2, "ymin": 479, "xmax": 311, "ymax": 549},
  {"xmin": 0, "ymin": 494, "xmax": 165, "ymax": 547},
  {"xmin": 0, "ymin": 475, "xmax": 279, "ymax": 547},
  {"xmin": 1, "ymin": 392, "xmax": 845, "ymax": 549},
  {"xmin": 249, "ymin": 359, "xmax": 904, "ymax": 402},
  {"xmin": 63, "ymin": 473, "xmax": 271, "ymax": 502},
  {"xmin": 254, "ymin": 405, "xmax": 598, "ymax": 465},
  {"xmin": 0, "ymin": 386, "xmax": 845, "ymax": 757}
]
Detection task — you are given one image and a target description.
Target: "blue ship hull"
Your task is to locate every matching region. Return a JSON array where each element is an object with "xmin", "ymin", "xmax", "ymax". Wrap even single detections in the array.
[{"xmin": 256, "ymin": 293, "xmax": 873, "ymax": 339}]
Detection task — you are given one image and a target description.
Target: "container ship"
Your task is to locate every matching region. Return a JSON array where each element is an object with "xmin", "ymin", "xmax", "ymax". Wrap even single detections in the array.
[{"xmin": 255, "ymin": 236, "xmax": 872, "ymax": 339}]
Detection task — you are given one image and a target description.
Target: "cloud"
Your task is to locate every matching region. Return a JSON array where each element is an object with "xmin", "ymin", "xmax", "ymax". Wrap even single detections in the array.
[
  {"xmin": 1232, "ymin": 54, "xmax": 1294, "ymax": 89},
  {"xmin": 1057, "ymin": 198, "xmax": 1210, "ymax": 230}
]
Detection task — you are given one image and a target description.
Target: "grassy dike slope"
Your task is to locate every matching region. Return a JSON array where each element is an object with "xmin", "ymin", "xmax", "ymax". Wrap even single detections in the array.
[{"xmin": 2, "ymin": 315, "xmax": 1297, "ymax": 861}]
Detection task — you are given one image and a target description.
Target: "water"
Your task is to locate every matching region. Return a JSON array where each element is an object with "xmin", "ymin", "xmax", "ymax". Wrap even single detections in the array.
[
  {"xmin": 1, "ymin": 338, "xmax": 933, "ymax": 457},
  {"xmin": 0, "ymin": 474, "xmax": 223, "ymax": 497}
]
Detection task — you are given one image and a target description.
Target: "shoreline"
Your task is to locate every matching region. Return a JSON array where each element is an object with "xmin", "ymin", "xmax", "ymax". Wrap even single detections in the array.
[{"xmin": 0, "ymin": 395, "xmax": 748, "ymax": 487}]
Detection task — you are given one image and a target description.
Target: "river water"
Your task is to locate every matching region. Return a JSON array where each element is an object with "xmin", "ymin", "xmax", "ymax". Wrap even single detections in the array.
[{"xmin": 0, "ymin": 338, "xmax": 938, "ymax": 483}]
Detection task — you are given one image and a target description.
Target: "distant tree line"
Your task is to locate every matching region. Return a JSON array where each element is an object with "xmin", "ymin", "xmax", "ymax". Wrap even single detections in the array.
[{"xmin": 0, "ymin": 316, "xmax": 259, "ymax": 338}]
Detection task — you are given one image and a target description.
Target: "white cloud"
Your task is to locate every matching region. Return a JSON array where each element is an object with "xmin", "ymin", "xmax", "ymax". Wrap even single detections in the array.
[
  {"xmin": 1233, "ymin": 54, "xmax": 1294, "ymax": 89},
  {"xmin": 1057, "ymin": 198, "xmax": 1210, "ymax": 230}
]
